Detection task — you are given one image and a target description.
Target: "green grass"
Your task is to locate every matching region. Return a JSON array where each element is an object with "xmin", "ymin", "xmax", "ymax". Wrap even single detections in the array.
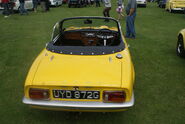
[{"xmin": 0, "ymin": 2, "xmax": 185, "ymax": 124}]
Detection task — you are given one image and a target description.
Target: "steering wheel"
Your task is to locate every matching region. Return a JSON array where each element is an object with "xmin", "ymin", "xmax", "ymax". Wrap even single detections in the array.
[{"xmin": 96, "ymin": 29, "xmax": 115, "ymax": 46}]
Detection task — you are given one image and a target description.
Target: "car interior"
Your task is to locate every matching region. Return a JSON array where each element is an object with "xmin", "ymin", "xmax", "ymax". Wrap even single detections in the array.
[{"xmin": 53, "ymin": 29, "xmax": 121, "ymax": 46}]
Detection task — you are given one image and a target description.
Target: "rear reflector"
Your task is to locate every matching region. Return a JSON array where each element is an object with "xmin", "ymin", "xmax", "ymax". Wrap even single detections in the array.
[
  {"xmin": 103, "ymin": 91, "xmax": 126, "ymax": 103},
  {"xmin": 29, "ymin": 88, "xmax": 50, "ymax": 100}
]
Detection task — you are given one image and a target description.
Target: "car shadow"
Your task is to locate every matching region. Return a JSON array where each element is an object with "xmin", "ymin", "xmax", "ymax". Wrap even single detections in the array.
[
  {"xmin": 170, "ymin": 10, "xmax": 185, "ymax": 14},
  {"xmin": 23, "ymin": 107, "xmax": 135, "ymax": 123}
]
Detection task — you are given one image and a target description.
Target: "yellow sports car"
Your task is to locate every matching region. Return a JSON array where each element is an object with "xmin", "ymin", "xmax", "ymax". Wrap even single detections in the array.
[
  {"xmin": 22, "ymin": 17, "xmax": 135, "ymax": 112},
  {"xmin": 176, "ymin": 29, "xmax": 185, "ymax": 57},
  {"xmin": 165, "ymin": 0, "xmax": 185, "ymax": 13}
]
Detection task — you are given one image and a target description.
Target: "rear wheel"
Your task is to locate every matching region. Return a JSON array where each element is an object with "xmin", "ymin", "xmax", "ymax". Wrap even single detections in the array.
[
  {"xmin": 68, "ymin": 4, "xmax": 71, "ymax": 8},
  {"xmin": 169, "ymin": 6, "xmax": 174, "ymax": 13},
  {"xmin": 176, "ymin": 35, "xmax": 185, "ymax": 58},
  {"xmin": 18, "ymin": 6, "xmax": 20, "ymax": 12}
]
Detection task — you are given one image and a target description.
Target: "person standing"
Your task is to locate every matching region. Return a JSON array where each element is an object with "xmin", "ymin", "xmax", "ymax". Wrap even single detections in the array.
[
  {"xmin": 40, "ymin": 0, "xmax": 46, "ymax": 12},
  {"xmin": 2, "ymin": 0, "xmax": 10, "ymax": 18},
  {"xmin": 9, "ymin": 0, "xmax": 15, "ymax": 14},
  {"xmin": 19, "ymin": 0, "xmax": 28, "ymax": 15},
  {"xmin": 90, "ymin": 0, "xmax": 94, "ymax": 5},
  {"xmin": 125, "ymin": 0, "xmax": 137, "ymax": 38},
  {"xmin": 95, "ymin": 0, "xmax": 100, "ymax": 7},
  {"xmin": 32, "ymin": 0, "xmax": 38, "ymax": 12},
  {"xmin": 45, "ymin": 0, "xmax": 50, "ymax": 11},
  {"xmin": 103, "ymin": 0, "xmax": 111, "ymax": 19},
  {"xmin": 116, "ymin": 0, "xmax": 124, "ymax": 21}
]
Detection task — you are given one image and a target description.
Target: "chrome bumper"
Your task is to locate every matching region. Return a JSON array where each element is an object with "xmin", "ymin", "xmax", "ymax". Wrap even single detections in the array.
[
  {"xmin": 22, "ymin": 94, "xmax": 134, "ymax": 111},
  {"xmin": 137, "ymin": 2, "xmax": 146, "ymax": 5},
  {"xmin": 172, "ymin": 8, "xmax": 185, "ymax": 11}
]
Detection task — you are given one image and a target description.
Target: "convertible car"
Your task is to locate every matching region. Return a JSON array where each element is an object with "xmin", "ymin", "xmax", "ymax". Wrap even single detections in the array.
[
  {"xmin": 22, "ymin": 17, "xmax": 135, "ymax": 112},
  {"xmin": 176, "ymin": 29, "xmax": 185, "ymax": 58}
]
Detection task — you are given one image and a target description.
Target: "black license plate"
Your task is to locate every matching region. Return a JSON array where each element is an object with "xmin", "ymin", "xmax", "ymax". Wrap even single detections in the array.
[{"xmin": 53, "ymin": 90, "xmax": 100, "ymax": 99}]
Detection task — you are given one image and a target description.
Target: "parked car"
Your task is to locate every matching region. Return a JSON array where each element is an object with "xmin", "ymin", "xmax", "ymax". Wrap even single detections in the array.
[
  {"xmin": 158, "ymin": 0, "xmax": 166, "ymax": 8},
  {"xmin": 63, "ymin": 0, "xmax": 68, "ymax": 3},
  {"xmin": 176, "ymin": 29, "xmax": 185, "ymax": 58},
  {"xmin": 136, "ymin": 0, "xmax": 147, "ymax": 7},
  {"xmin": 68, "ymin": 0, "xmax": 82, "ymax": 8},
  {"xmin": 22, "ymin": 17, "xmax": 135, "ymax": 112},
  {"xmin": 0, "ymin": 0, "xmax": 2, "ymax": 8},
  {"xmin": 165, "ymin": 0, "xmax": 185, "ymax": 13},
  {"xmin": 0, "ymin": 0, "xmax": 33, "ymax": 11},
  {"xmin": 50, "ymin": 0, "xmax": 63, "ymax": 6}
]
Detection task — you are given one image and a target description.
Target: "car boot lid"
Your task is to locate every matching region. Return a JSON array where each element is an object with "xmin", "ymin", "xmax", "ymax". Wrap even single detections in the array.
[{"xmin": 32, "ymin": 53, "xmax": 123, "ymax": 88}]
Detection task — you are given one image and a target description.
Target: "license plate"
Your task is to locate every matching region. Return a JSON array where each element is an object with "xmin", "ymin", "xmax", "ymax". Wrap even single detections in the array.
[{"xmin": 53, "ymin": 90, "xmax": 100, "ymax": 99}]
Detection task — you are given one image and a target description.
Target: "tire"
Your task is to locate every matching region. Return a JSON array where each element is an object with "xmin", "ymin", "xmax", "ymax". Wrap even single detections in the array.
[
  {"xmin": 169, "ymin": 8, "xmax": 172, "ymax": 13},
  {"xmin": 15, "ymin": 6, "xmax": 20, "ymax": 13},
  {"xmin": 169, "ymin": 7, "xmax": 174, "ymax": 13},
  {"xmin": 176, "ymin": 35, "xmax": 185, "ymax": 58},
  {"xmin": 68, "ymin": 4, "xmax": 71, "ymax": 8}
]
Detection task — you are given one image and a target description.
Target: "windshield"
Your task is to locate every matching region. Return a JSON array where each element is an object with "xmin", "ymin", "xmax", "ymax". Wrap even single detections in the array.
[{"xmin": 62, "ymin": 18, "xmax": 119, "ymax": 31}]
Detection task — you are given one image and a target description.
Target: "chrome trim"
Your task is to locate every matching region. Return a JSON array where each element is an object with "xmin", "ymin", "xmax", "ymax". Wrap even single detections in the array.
[
  {"xmin": 22, "ymin": 93, "xmax": 134, "ymax": 111},
  {"xmin": 116, "ymin": 54, "xmax": 123, "ymax": 59},
  {"xmin": 172, "ymin": 8, "xmax": 184, "ymax": 11},
  {"xmin": 51, "ymin": 23, "xmax": 59, "ymax": 41}
]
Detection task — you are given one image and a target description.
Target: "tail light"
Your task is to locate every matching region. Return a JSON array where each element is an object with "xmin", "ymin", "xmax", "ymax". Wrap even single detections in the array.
[
  {"xmin": 29, "ymin": 88, "xmax": 50, "ymax": 100},
  {"xmin": 103, "ymin": 91, "xmax": 126, "ymax": 103},
  {"xmin": 11, "ymin": 2, "xmax": 15, "ymax": 7}
]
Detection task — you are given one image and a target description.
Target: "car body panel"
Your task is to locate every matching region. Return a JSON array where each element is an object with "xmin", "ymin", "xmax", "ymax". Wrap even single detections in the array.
[
  {"xmin": 24, "ymin": 49, "xmax": 134, "ymax": 101},
  {"xmin": 23, "ymin": 17, "xmax": 135, "ymax": 112},
  {"xmin": 176, "ymin": 29, "xmax": 185, "ymax": 57},
  {"xmin": 50, "ymin": 0, "xmax": 63, "ymax": 6},
  {"xmin": 68, "ymin": 0, "xmax": 82, "ymax": 7},
  {"xmin": 0, "ymin": 0, "xmax": 33, "ymax": 10},
  {"xmin": 165, "ymin": 0, "xmax": 185, "ymax": 11},
  {"xmin": 14, "ymin": 0, "xmax": 33, "ymax": 10},
  {"xmin": 136, "ymin": 0, "xmax": 147, "ymax": 6},
  {"xmin": 178, "ymin": 29, "xmax": 185, "ymax": 48},
  {"xmin": 32, "ymin": 50, "xmax": 122, "ymax": 87}
]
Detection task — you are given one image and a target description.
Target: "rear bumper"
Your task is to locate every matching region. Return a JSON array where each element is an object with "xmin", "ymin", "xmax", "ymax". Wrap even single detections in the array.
[
  {"xmin": 137, "ymin": 2, "xmax": 146, "ymax": 5},
  {"xmin": 22, "ymin": 93, "xmax": 134, "ymax": 112},
  {"xmin": 172, "ymin": 8, "xmax": 185, "ymax": 11}
]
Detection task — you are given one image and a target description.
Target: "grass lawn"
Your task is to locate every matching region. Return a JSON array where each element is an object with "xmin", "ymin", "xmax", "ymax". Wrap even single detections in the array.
[{"xmin": 0, "ymin": 2, "xmax": 185, "ymax": 124}]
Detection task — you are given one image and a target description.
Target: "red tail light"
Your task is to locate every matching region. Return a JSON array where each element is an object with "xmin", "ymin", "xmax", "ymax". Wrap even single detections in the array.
[
  {"xmin": 10, "ymin": 2, "xmax": 16, "ymax": 7},
  {"xmin": 29, "ymin": 88, "xmax": 50, "ymax": 100},
  {"xmin": 103, "ymin": 91, "xmax": 126, "ymax": 103}
]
